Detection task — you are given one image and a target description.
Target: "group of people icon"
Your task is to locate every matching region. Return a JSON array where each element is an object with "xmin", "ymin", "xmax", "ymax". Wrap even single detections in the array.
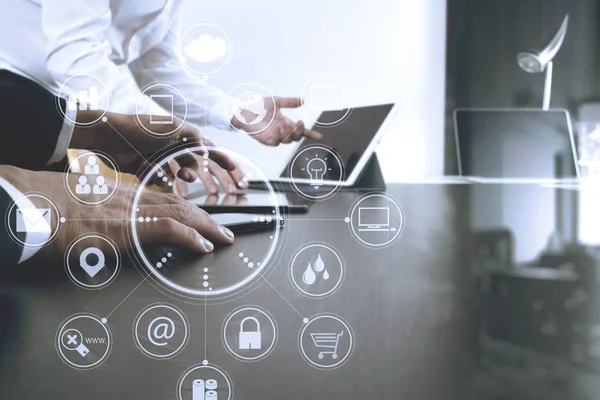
[{"xmin": 75, "ymin": 156, "xmax": 109, "ymax": 195}]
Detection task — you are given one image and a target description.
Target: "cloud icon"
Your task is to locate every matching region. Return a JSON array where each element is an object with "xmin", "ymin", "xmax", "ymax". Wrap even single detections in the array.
[{"xmin": 183, "ymin": 34, "xmax": 228, "ymax": 63}]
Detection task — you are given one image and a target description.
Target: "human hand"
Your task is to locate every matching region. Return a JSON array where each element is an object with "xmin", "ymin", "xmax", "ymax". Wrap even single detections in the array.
[
  {"xmin": 0, "ymin": 166, "xmax": 235, "ymax": 259},
  {"xmin": 231, "ymin": 97, "xmax": 322, "ymax": 146},
  {"xmin": 69, "ymin": 111, "xmax": 247, "ymax": 195}
]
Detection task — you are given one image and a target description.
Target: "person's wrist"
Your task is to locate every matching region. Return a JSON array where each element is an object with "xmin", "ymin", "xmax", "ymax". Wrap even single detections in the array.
[{"xmin": 69, "ymin": 110, "xmax": 111, "ymax": 150}]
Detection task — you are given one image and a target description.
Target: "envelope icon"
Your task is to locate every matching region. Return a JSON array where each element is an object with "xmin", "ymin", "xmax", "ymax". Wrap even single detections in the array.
[{"xmin": 16, "ymin": 208, "xmax": 52, "ymax": 233}]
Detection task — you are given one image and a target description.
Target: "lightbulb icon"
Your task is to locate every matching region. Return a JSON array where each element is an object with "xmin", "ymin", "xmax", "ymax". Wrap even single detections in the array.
[{"xmin": 306, "ymin": 157, "xmax": 327, "ymax": 188}]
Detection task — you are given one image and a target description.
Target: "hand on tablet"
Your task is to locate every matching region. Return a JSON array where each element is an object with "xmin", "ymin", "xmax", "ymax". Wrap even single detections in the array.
[{"xmin": 231, "ymin": 96, "xmax": 322, "ymax": 146}]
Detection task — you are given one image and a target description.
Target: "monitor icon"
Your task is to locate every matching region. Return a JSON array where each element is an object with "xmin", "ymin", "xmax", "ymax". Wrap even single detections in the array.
[
  {"xmin": 150, "ymin": 94, "xmax": 174, "ymax": 124},
  {"xmin": 358, "ymin": 207, "xmax": 391, "ymax": 232}
]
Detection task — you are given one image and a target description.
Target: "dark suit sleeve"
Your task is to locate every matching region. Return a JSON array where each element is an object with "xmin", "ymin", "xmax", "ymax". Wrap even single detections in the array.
[
  {"xmin": 0, "ymin": 185, "xmax": 21, "ymax": 267},
  {"xmin": 0, "ymin": 70, "xmax": 68, "ymax": 170}
]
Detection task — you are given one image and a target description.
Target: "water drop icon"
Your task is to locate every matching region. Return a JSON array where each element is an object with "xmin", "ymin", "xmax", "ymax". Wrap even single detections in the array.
[
  {"xmin": 314, "ymin": 254, "xmax": 325, "ymax": 272},
  {"xmin": 322, "ymin": 269, "xmax": 330, "ymax": 280},
  {"xmin": 302, "ymin": 262, "xmax": 316, "ymax": 285}
]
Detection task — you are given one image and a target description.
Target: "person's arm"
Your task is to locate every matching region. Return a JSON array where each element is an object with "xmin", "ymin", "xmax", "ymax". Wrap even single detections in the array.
[
  {"xmin": 127, "ymin": 16, "xmax": 238, "ymax": 130},
  {"xmin": 0, "ymin": 71, "xmax": 75, "ymax": 169},
  {"xmin": 129, "ymin": 13, "xmax": 322, "ymax": 145},
  {"xmin": 41, "ymin": 0, "xmax": 158, "ymax": 115}
]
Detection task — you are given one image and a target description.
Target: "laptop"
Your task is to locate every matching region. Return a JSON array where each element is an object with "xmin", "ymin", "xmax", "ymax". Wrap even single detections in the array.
[{"xmin": 453, "ymin": 108, "xmax": 580, "ymax": 182}]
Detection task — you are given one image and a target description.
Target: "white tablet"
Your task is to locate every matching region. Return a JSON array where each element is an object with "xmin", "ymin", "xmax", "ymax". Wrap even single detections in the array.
[{"xmin": 275, "ymin": 103, "xmax": 398, "ymax": 186}]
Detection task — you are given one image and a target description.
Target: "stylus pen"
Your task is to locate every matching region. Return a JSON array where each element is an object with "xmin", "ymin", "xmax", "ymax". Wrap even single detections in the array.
[{"xmin": 226, "ymin": 218, "xmax": 285, "ymax": 235}]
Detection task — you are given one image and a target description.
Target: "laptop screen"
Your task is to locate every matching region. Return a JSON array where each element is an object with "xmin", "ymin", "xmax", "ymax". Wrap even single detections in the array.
[
  {"xmin": 281, "ymin": 103, "xmax": 394, "ymax": 179},
  {"xmin": 454, "ymin": 109, "xmax": 579, "ymax": 179}
]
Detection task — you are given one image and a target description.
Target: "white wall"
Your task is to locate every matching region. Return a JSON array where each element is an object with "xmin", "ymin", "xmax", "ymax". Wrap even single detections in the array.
[{"xmin": 182, "ymin": 0, "xmax": 447, "ymax": 181}]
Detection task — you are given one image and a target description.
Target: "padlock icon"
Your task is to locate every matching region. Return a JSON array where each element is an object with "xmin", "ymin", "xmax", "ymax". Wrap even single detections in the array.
[{"xmin": 238, "ymin": 316, "xmax": 262, "ymax": 350}]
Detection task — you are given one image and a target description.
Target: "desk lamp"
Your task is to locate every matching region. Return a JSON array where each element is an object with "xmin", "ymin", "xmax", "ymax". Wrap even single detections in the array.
[{"xmin": 517, "ymin": 15, "xmax": 569, "ymax": 110}]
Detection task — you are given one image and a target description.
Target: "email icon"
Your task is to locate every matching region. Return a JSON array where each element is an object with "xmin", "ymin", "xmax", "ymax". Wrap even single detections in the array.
[{"xmin": 16, "ymin": 208, "xmax": 52, "ymax": 233}]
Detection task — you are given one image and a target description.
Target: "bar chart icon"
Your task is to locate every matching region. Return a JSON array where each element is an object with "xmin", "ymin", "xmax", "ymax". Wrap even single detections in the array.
[{"xmin": 67, "ymin": 86, "xmax": 99, "ymax": 111}]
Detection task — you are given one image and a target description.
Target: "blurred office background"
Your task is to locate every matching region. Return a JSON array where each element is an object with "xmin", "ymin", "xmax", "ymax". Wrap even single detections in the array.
[{"xmin": 444, "ymin": 1, "xmax": 600, "ymax": 399}]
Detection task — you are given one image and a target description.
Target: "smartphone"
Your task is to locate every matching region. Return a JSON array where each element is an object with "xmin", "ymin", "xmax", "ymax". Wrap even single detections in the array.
[
  {"xmin": 188, "ymin": 190, "xmax": 311, "ymax": 214},
  {"xmin": 213, "ymin": 213, "xmax": 284, "ymax": 235}
]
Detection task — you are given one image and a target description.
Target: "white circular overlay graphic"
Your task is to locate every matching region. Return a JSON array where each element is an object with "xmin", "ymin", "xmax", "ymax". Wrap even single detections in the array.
[
  {"xmin": 300, "ymin": 73, "xmax": 354, "ymax": 128},
  {"xmin": 65, "ymin": 151, "xmax": 120, "ymax": 205},
  {"xmin": 56, "ymin": 314, "xmax": 112, "ymax": 370},
  {"xmin": 56, "ymin": 73, "xmax": 110, "ymax": 126},
  {"xmin": 65, "ymin": 234, "xmax": 120, "ymax": 290},
  {"xmin": 133, "ymin": 303, "xmax": 190, "ymax": 360},
  {"xmin": 289, "ymin": 243, "xmax": 345, "ymax": 298},
  {"xmin": 129, "ymin": 145, "xmax": 286, "ymax": 302},
  {"xmin": 222, "ymin": 306, "xmax": 278, "ymax": 362},
  {"xmin": 177, "ymin": 363, "xmax": 233, "ymax": 400},
  {"xmin": 348, "ymin": 192, "xmax": 404, "ymax": 248},
  {"xmin": 5, "ymin": 193, "xmax": 62, "ymax": 248},
  {"xmin": 288, "ymin": 145, "xmax": 344, "ymax": 200},
  {"xmin": 135, "ymin": 82, "xmax": 189, "ymax": 136},
  {"xmin": 226, "ymin": 82, "xmax": 277, "ymax": 135},
  {"xmin": 298, "ymin": 314, "xmax": 355, "ymax": 370},
  {"xmin": 179, "ymin": 23, "xmax": 232, "ymax": 75}
]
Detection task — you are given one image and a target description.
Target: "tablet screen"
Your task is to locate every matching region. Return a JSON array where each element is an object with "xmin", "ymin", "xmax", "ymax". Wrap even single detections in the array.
[{"xmin": 281, "ymin": 104, "xmax": 394, "ymax": 179}]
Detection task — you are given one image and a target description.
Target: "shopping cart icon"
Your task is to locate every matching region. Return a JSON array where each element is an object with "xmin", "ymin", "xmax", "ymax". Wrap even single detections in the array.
[{"xmin": 310, "ymin": 330, "xmax": 344, "ymax": 359}]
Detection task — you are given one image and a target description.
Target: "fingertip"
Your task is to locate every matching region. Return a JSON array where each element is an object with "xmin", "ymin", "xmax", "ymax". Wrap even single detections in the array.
[
  {"xmin": 208, "ymin": 184, "xmax": 218, "ymax": 194},
  {"xmin": 220, "ymin": 226, "xmax": 235, "ymax": 243}
]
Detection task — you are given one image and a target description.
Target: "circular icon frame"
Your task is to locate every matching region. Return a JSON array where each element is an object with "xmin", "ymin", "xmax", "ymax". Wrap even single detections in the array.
[
  {"xmin": 179, "ymin": 23, "xmax": 232, "ymax": 76},
  {"xmin": 128, "ymin": 145, "xmax": 287, "ymax": 303},
  {"xmin": 5, "ymin": 192, "xmax": 62, "ymax": 248},
  {"xmin": 177, "ymin": 363, "xmax": 234, "ymax": 400},
  {"xmin": 133, "ymin": 303, "xmax": 190, "ymax": 360},
  {"xmin": 300, "ymin": 73, "xmax": 353, "ymax": 128},
  {"xmin": 225, "ymin": 82, "xmax": 278, "ymax": 136},
  {"xmin": 55, "ymin": 313, "xmax": 112, "ymax": 370},
  {"xmin": 222, "ymin": 305, "xmax": 278, "ymax": 362},
  {"xmin": 288, "ymin": 145, "xmax": 344, "ymax": 200},
  {"xmin": 348, "ymin": 192, "xmax": 404, "ymax": 248},
  {"xmin": 298, "ymin": 313, "xmax": 355, "ymax": 370},
  {"xmin": 135, "ymin": 82, "xmax": 189, "ymax": 137},
  {"xmin": 289, "ymin": 242, "xmax": 345, "ymax": 299},
  {"xmin": 65, "ymin": 234, "xmax": 121, "ymax": 290},
  {"xmin": 56, "ymin": 73, "xmax": 110, "ymax": 126},
  {"xmin": 65, "ymin": 151, "xmax": 120, "ymax": 205}
]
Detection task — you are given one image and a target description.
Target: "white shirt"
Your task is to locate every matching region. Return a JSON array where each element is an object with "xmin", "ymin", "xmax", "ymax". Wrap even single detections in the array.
[{"xmin": 0, "ymin": 0, "xmax": 236, "ymax": 159}]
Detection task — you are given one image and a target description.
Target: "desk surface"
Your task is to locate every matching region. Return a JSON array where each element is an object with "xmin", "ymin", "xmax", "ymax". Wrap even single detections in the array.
[{"xmin": 0, "ymin": 184, "xmax": 595, "ymax": 399}]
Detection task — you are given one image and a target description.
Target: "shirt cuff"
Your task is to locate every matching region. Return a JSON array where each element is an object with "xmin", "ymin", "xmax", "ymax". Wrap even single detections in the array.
[
  {"xmin": 208, "ymin": 95, "xmax": 241, "ymax": 131},
  {"xmin": 0, "ymin": 177, "xmax": 49, "ymax": 263},
  {"xmin": 47, "ymin": 108, "xmax": 77, "ymax": 165}
]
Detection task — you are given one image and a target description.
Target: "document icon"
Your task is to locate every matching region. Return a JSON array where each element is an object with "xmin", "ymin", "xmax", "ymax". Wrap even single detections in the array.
[
  {"xmin": 150, "ymin": 94, "xmax": 174, "ymax": 124},
  {"xmin": 16, "ymin": 208, "xmax": 51, "ymax": 233}
]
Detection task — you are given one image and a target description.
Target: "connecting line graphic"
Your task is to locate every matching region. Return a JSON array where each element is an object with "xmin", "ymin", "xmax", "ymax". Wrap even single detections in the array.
[
  {"xmin": 104, "ymin": 272, "xmax": 151, "ymax": 321},
  {"xmin": 105, "ymin": 120, "xmax": 150, "ymax": 164},
  {"xmin": 260, "ymin": 275, "xmax": 306, "ymax": 320},
  {"xmin": 204, "ymin": 293, "xmax": 207, "ymax": 361},
  {"xmin": 286, "ymin": 218, "xmax": 346, "ymax": 222},
  {"xmin": 63, "ymin": 218, "xmax": 128, "ymax": 222}
]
